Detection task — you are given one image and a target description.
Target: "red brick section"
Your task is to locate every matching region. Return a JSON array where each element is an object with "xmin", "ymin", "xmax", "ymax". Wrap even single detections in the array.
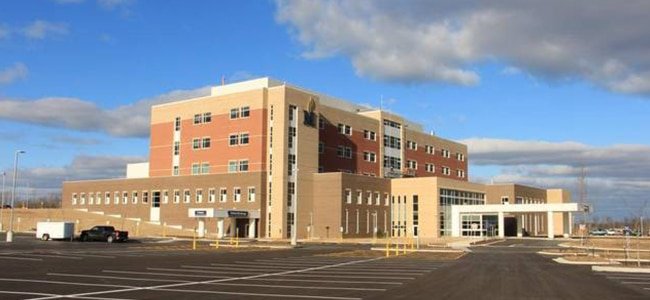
[
  {"xmin": 149, "ymin": 109, "xmax": 267, "ymax": 177},
  {"xmin": 318, "ymin": 121, "xmax": 380, "ymax": 175},
  {"xmin": 404, "ymin": 146, "xmax": 468, "ymax": 181}
]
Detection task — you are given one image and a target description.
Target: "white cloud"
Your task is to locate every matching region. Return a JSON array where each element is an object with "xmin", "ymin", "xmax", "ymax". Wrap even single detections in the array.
[
  {"xmin": 0, "ymin": 86, "xmax": 211, "ymax": 137},
  {"xmin": 0, "ymin": 62, "xmax": 28, "ymax": 85},
  {"xmin": 97, "ymin": 0, "xmax": 133, "ymax": 11},
  {"xmin": 464, "ymin": 138, "xmax": 650, "ymax": 218},
  {"xmin": 276, "ymin": 0, "xmax": 650, "ymax": 95},
  {"xmin": 23, "ymin": 20, "xmax": 68, "ymax": 40}
]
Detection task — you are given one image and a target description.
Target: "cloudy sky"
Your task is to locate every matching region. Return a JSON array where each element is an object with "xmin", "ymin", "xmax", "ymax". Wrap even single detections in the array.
[{"xmin": 0, "ymin": 0, "xmax": 648, "ymax": 218}]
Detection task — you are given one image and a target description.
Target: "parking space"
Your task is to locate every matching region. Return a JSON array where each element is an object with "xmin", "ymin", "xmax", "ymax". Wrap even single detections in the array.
[
  {"xmin": 594, "ymin": 272, "xmax": 650, "ymax": 295},
  {"xmin": 0, "ymin": 234, "xmax": 451, "ymax": 299}
]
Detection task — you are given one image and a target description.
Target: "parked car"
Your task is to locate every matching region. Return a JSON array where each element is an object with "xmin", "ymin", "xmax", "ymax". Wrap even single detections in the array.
[
  {"xmin": 80, "ymin": 226, "xmax": 128, "ymax": 243},
  {"xmin": 605, "ymin": 229, "xmax": 617, "ymax": 236},
  {"xmin": 590, "ymin": 229, "xmax": 607, "ymax": 236},
  {"xmin": 36, "ymin": 222, "xmax": 75, "ymax": 241}
]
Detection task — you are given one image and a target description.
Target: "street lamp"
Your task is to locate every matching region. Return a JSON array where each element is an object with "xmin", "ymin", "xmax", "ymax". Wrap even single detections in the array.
[
  {"xmin": 6, "ymin": 150, "xmax": 25, "ymax": 242},
  {"xmin": 0, "ymin": 172, "xmax": 5, "ymax": 232}
]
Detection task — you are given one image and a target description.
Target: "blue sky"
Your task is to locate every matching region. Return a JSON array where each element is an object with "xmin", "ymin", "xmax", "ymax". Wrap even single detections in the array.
[{"xmin": 0, "ymin": 0, "xmax": 648, "ymax": 218}]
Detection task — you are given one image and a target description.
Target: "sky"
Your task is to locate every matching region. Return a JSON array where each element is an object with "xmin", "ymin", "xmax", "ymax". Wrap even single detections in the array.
[{"xmin": 0, "ymin": 0, "xmax": 648, "ymax": 219}]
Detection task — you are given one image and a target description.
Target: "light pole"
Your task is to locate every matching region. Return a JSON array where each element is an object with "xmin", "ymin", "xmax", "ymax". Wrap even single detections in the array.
[
  {"xmin": 0, "ymin": 172, "xmax": 5, "ymax": 232},
  {"xmin": 6, "ymin": 150, "xmax": 25, "ymax": 242}
]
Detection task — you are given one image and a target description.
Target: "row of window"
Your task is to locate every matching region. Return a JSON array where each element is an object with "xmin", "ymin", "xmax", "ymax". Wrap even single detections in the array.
[
  {"xmin": 71, "ymin": 187, "xmax": 257, "ymax": 206},
  {"xmin": 175, "ymin": 106, "xmax": 251, "ymax": 131},
  {"xmin": 344, "ymin": 189, "xmax": 390, "ymax": 206},
  {"xmin": 230, "ymin": 106, "xmax": 250, "ymax": 119},
  {"xmin": 192, "ymin": 137, "xmax": 211, "ymax": 149},
  {"xmin": 193, "ymin": 112, "xmax": 212, "ymax": 125}
]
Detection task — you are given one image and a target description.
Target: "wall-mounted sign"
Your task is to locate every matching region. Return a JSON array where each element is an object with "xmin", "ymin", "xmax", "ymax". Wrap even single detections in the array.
[
  {"xmin": 228, "ymin": 210, "xmax": 249, "ymax": 218},
  {"xmin": 194, "ymin": 210, "xmax": 207, "ymax": 217},
  {"xmin": 188, "ymin": 208, "xmax": 215, "ymax": 218}
]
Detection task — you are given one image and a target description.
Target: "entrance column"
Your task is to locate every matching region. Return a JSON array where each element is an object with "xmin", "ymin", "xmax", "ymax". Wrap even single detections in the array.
[
  {"xmin": 516, "ymin": 214, "xmax": 523, "ymax": 238},
  {"xmin": 563, "ymin": 212, "xmax": 570, "ymax": 238},
  {"xmin": 498, "ymin": 211, "xmax": 505, "ymax": 238},
  {"xmin": 248, "ymin": 218, "xmax": 256, "ymax": 238},
  {"xmin": 217, "ymin": 219, "xmax": 224, "ymax": 239},
  {"xmin": 568, "ymin": 212, "xmax": 573, "ymax": 237},
  {"xmin": 547, "ymin": 211, "xmax": 555, "ymax": 239},
  {"xmin": 534, "ymin": 214, "xmax": 539, "ymax": 236},
  {"xmin": 197, "ymin": 219, "xmax": 206, "ymax": 238}
]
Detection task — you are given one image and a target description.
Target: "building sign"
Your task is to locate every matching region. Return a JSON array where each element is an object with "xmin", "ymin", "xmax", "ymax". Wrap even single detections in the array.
[
  {"xmin": 194, "ymin": 210, "xmax": 208, "ymax": 217},
  {"xmin": 228, "ymin": 210, "xmax": 249, "ymax": 218},
  {"xmin": 188, "ymin": 208, "xmax": 215, "ymax": 218}
]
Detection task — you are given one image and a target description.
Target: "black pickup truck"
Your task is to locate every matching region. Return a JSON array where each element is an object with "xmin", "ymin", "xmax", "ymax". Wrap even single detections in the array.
[{"xmin": 79, "ymin": 226, "xmax": 128, "ymax": 243}]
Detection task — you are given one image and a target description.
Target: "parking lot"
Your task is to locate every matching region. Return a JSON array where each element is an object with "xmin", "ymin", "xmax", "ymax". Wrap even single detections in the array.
[{"xmin": 0, "ymin": 233, "xmax": 454, "ymax": 300}]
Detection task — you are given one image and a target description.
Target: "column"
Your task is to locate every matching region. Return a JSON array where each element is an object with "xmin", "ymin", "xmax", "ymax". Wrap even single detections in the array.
[
  {"xmin": 547, "ymin": 211, "xmax": 554, "ymax": 239},
  {"xmin": 498, "ymin": 211, "xmax": 505, "ymax": 238},
  {"xmin": 562, "ymin": 212, "xmax": 570, "ymax": 238},
  {"xmin": 248, "ymin": 218, "xmax": 257, "ymax": 238},
  {"xmin": 516, "ymin": 214, "xmax": 523, "ymax": 238},
  {"xmin": 568, "ymin": 212, "xmax": 573, "ymax": 237},
  {"xmin": 197, "ymin": 219, "xmax": 205, "ymax": 238},
  {"xmin": 534, "ymin": 214, "xmax": 539, "ymax": 236},
  {"xmin": 217, "ymin": 219, "xmax": 224, "ymax": 239}
]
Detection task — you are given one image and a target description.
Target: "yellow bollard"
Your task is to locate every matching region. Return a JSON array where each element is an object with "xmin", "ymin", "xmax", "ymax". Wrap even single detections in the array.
[
  {"xmin": 403, "ymin": 241, "xmax": 407, "ymax": 254},
  {"xmin": 385, "ymin": 240, "xmax": 390, "ymax": 257},
  {"xmin": 235, "ymin": 228, "xmax": 240, "ymax": 248},
  {"xmin": 394, "ymin": 242, "xmax": 399, "ymax": 256},
  {"xmin": 214, "ymin": 237, "xmax": 220, "ymax": 249},
  {"xmin": 410, "ymin": 238, "xmax": 415, "ymax": 250},
  {"xmin": 192, "ymin": 228, "xmax": 197, "ymax": 251}
]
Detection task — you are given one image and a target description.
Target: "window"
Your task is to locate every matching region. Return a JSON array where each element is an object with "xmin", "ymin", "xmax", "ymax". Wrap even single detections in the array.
[
  {"xmin": 407, "ymin": 160, "xmax": 418, "ymax": 169},
  {"xmin": 105, "ymin": 192, "xmax": 111, "ymax": 205},
  {"xmin": 442, "ymin": 166, "xmax": 451, "ymax": 176},
  {"xmin": 173, "ymin": 141, "xmax": 180, "ymax": 155},
  {"xmin": 344, "ymin": 146, "xmax": 352, "ymax": 159},
  {"xmin": 240, "ymin": 133, "xmax": 249, "ymax": 145},
  {"xmin": 173, "ymin": 190, "xmax": 180, "ymax": 203},
  {"xmin": 383, "ymin": 156, "xmax": 401, "ymax": 169},
  {"xmin": 407, "ymin": 140, "xmax": 417, "ymax": 150},
  {"xmin": 364, "ymin": 130, "xmax": 376, "ymax": 141},
  {"xmin": 233, "ymin": 187, "xmax": 241, "ymax": 202},
  {"xmin": 366, "ymin": 191, "xmax": 372, "ymax": 205},
  {"xmin": 375, "ymin": 192, "xmax": 381, "ymax": 205},
  {"xmin": 174, "ymin": 117, "xmax": 181, "ymax": 131},
  {"xmin": 337, "ymin": 145, "xmax": 344, "ymax": 157},
  {"xmin": 345, "ymin": 189, "xmax": 352, "ymax": 204},
  {"xmin": 456, "ymin": 153, "xmax": 465, "ymax": 161},
  {"xmin": 114, "ymin": 192, "xmax": 120, "ymax": 204},
  {"xmin": 318, "ymin": 116, "xmax": 325, "ymax": 129},
  {"xmin": 239, "ymin": 160, "xmax": 249, "ymax": 172},
  {"xmin": 241, "ymin": 106, "xmax": 250, "ymax": 117},
  {"xmin": 198, "ymin": 162, "xmax": 208, "ymax": 174},
  {"xmin": 287, "ymin": 182, "xmax": 295, "ymax": 206},
  {"xmin": 383, "ymin": 135, "xmax": 402, "ymax": 149},
  {"xmin": 203, "ymin": 112, "xmax": 212, "ymax": 123},
  {"xmin": 501, "ymin": 197, "xmax": 509, "ymax": 205},
  {"xmin": 356, "ymin": 190, "xmax": 362, "ymax": 204},
  {"xmin": 193, "ymin": 114, "xmax": 202, "ymax": 124},
  {"xmin": 192, "ymin": 163, "xmax": 200, "ymax": 175},
  {"xmin": 425, "ymin": 145, "xmax": 435, "ymax": 154},
  {"xmin": 228, "ymin": 161, "xmax": 238, "ymax": 173},
  {"xmin": 230, "ymin": 108, "xmax": 240, "ymax": 119},
  {"xmin": 229, "ymin": 134, "xmax": 239, "ymax": 146},
  {"xmin": 426, "ymin": 163, "xmax": 435, "ymax": 173},
  {"xmin": 208, "ymin": 189, "xmax": 216, "ymax": 203},
  {"xmin": 122, "ymin": 192, "xmax": 128, "ymax": 204},
  {"xmin": 363, "ymin": 151, "xmax": 376, "ymax": 162},
  {"xmin": 457, "ymin": 169, "xmax": 466, "ymax": 178},
  {"xmin": 80, "ymin": 193, "xmax": 86, "ymax": 205},
  {"xmin": 72, "ymin": 193, "xmax": 78, "ymax": 205},
  {"xmin": 202, "ymin": 137, "xmax": 211, "ymax": 148},
  {"xmin": 173, "ymin": 165, "xmax": 180, "ymax": 176},
  {"xmin": 248, "ymin": 187, "xmax": 256, "ymax": 202},
  {"xmin": 132, "ymin": 191, "xmax": 138, "ymax": 204},
  {"xmin": 318, "ymin": 142, "xmax": 324, "ymax": 154},
  {"xmin": 183, "ymin": 190, "xmax": 191, "ymax": 203},
  {"xmin": 89, "ymin": 193, "xmax": 94, "ymax": 205},
  {"xmin": 219, "ymin": 188, "xmax": 227, "ymax": 202},
  {"xmin": 383, "ymin": 119, "xmax": 401, "ymax": 129},
  {"xmin": 442, "ymin": 149, "xmax": 451, "ymax": 158},
  {"xmin": 192, "ymin": 138, "xmax": 201, "ymax": 149},
  {"xmin": 288, "ymin": 154, "xmax": 296, "ymax": 175},
  {"xmin": 142, "ymin": 191, "xmax": 149, "ymax": 204},
  {"xmin": 195, "ymin": 189, "xmax": 203, "ymax": 203},
  {"xmin": 337, "ymin": 123, "xmax": 352, "ymax": 135},
  {"xmin": 163, "ymin": 190, "xmax": 169, "ymax": 204},
  {"xmin": 384, "ymin": 193, "xmax": 389, "ymax": 206}
]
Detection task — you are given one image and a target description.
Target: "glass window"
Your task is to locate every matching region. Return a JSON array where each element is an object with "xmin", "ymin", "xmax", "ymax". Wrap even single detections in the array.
[
  {"xmin": 173, "ymin": 165, "xmax": 180, "ymax": 176},
  {"xmin": 230, "ymin": 108, "xmax": 240, "ymax": 119},
  {"xmin": 173, "ymin": 190, "xmax": 180, "ymax": 203},
  {"xmin": 174, "ymin": 117, "xmax": 181, "ymax": 131},
  {"xmin": 173, "ymin": 141, "xmax": 180, "ymax": 155},
  {"xmin": 233, "ymin": 187, "xmax": 241, "ymax": 202},
  {"xmin": 142, "ymin": 191, "xmax": 149, "ymax": 204},
  {"xmin": 184, "ymin": 190, "xmax": 191, "ymax": 203},
  {"xmin": 192, "ymin": 138, "xmax": 200, "ymax": 149},
  {"xmin": 229, "ymin": 134, "xmax": 239, "ymax": 146},
  {"xmin": 248, "ymin": 187, "xmax": 256, "ymax": 202},
  {"xmin": 239, "ymin": 160, "xmax": 249, "ymax": 172},
  {"xmin": 228, "ymin": 161, "xmax": 238, "ymax": 173},
  {"xmin": 203, "ymin": 112, "xmax": 212, "ymax": 123},
  {"xmin": 192, "ymin": 163, "xmax": 200, "ymax": 175},
  {"xmin": 193, "ymin": 114, "xmax": 202, "ymax": 124},
  {"xmin": 202, "ymin": 137, "xmax": 211, "ymax": 148},
  {"xmin": 195, "ymin": 189, "xmax": 203, "ymax": 203},
  {"xmin": 240, "ymin": 133, "xmax": 249, "ymax": 145},
  {"xmin": 241, "ymin": 106, "xmax": 250, "ymax": 117},
  {"xmin": 219, "ymin": 188, "xmax": 227, "ymax": 202},
  {"xmin": 201, "ymin": 163, "xmax": 210, "ymax": 174}
]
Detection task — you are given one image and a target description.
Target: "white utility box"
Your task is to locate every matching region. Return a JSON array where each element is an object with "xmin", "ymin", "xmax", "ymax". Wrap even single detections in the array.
[{"xmin": 36, "ymin": 222, "xmax": 75, "ymax": 241}]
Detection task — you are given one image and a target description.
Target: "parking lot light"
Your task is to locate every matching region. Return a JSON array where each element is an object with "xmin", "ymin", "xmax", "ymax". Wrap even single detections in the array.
[
  {"xmin": 1, "ymin": 172, "xmax": 6, "ymax": 232},
  {"xmin": 7, "ymin": 150, "xmax": 25, "ymax": 243}
]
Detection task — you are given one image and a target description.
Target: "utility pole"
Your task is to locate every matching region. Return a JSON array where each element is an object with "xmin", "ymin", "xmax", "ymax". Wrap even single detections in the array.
[
  {"xmin": 7, "ymin": 150, "xmax": 26, "ymax": 242},
  {"xmin": 578, "ymin": 166, "xmax": 588, "ymax": 246},
  {"xmin": 0, "ymin": 172, "xmax": 5, "ymax": 232}
]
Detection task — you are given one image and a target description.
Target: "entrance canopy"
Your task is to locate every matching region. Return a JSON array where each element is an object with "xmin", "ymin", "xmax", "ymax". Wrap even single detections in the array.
[{"xmin": 450, "ymin": 203, "xmax": 582, "ymax": 239}]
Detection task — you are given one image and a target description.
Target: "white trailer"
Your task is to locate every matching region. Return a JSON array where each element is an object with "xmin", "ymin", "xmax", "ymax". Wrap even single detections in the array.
[{"xmin": 36, "ymin": 222, "xmax": 75, "ymax": 241}]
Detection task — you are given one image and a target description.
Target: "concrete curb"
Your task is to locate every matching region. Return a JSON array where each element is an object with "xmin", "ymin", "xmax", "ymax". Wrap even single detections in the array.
[
  {"xmin": 592, "ymin": 265, "xmax": 650, "ymax": 273},
  {"xmin": 370, "ymin": 247, "xmax": 464, "ymax": 253},
  {"xmin": 553, "ymin": 257, "xmax": 618, "ymax": 265},
  {"xmin": 559, "ymin": 243, "xmax": 650, "ymax": 252}
]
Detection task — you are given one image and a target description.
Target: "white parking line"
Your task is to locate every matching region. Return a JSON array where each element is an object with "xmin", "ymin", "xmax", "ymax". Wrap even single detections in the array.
[
  {"xmin": 622, "ymin": 281, "xmax": 650, "ymax": 285},
  {"xmin": 203, "ymin": 282, "xmax": 386, "ymax": 291},
  {"xmin": 30, "ymin": 256, "xmax": 385, "ymax": 300},
  {"xmin": 146, "ymin": 267, "xmax": 415, "ymax": 279},
  {"xmin": 103, "ymin": 270, "xmax": 233, "ymax": 279},
  {"xmin": 48, "ymin": 273, "xmax": 191, "ymax": 283},
  {"xmin": 223, "ymin": 262, "xmax": 429, "ymax": 272},
  {"xmin": 153, "ymin": 287, "xmax": 362, "ymax": 299},
  {"xmin": 606, "ymin": 276, "xmax": 650, "ymax": 280},
  {"xmin": 17, "ymin": 253, "xmax": 83, "ymax": 260},
  {"xmin": 0, "ymin": 290, "xmax": 133, "ymax": 300},
  {"xmin": 0, "ymin": 278, "xmax": 134, "ymax": 288},
  {"xmin": 184, "ymin": 265, "xmax": 426, "ymax": 276},
  {"xmin": 244, "ymin": 278, "xmax": 403, "ymax": 285},
  {"xmin": 0, "ymin": 255, "xmax": 42, "ymax": 261},
  {"xmin": 64, "ymin": 253, "xmax": 117, "ymax": 259}
]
